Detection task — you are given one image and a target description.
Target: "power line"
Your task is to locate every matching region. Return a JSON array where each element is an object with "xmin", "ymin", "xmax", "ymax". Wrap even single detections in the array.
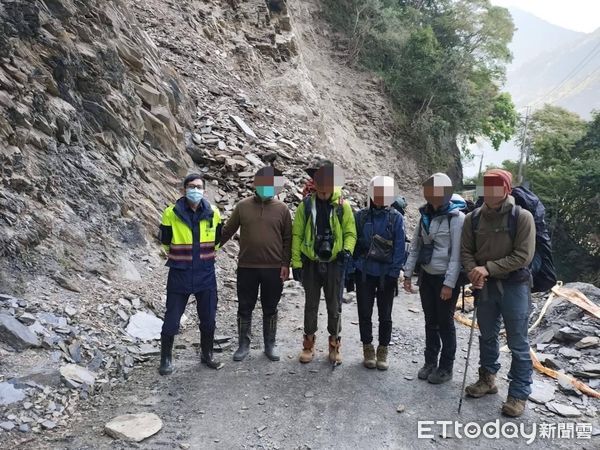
[
  {"xmin": 552, "ymin": 65, "xmax": 600, "ymax": 101},
  {"xmin": 529, "ymin": 40, "xmax": 600, "ymax": 108}
]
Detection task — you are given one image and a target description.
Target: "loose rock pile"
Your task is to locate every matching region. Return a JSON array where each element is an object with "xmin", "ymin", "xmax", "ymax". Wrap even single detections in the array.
[{"xmin": 528, "ymin": 283, "xmax": 600, "ymax": 418}]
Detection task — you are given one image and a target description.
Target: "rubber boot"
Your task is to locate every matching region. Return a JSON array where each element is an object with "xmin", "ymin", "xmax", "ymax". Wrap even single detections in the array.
[
  {"xmin": 502, "ymin": 396, "xmax": 527, "ymax": 417},
  {"xmin": 465, "ymin": 367, "xmax": 498, "ymax": 398},
  {"xmin": 362, "ymin": 344, "xmax": 376, "ymax": 369},
  {"xmin": 200, "ymin": 329, "xmax": 224, "ymax": 370},
  {"xmin": 263, "ymin": 314, "xmax": 280, "ymax": 361},
  {"xmin": 299, "ymin": 334, "xmax": 315, "ymax": 363},
  {"xmin": 233, "ymin": 317, "xmax": 251, "ymax": 361},
  {"xmin": 328, "ymin": 336, "xmax": 342, "ymax": 365},
  {"xmin": 159, "ymin": 334, "xmax": 174, "ymax": 376},
  {"xmin": 376, "ymin": 345, "xmax": 388, "ymax": 370}
]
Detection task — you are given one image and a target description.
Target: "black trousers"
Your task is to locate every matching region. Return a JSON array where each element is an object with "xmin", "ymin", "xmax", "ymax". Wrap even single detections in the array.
[
  {"xmin": 355, "ymin": 271, "xmax": 395, "ymax": 346},
  {"xmin": 419, "ymin": 271, "xmax": 460, "ymax": 369},
  {"xmin": 236, "ymin": 267, "xmax": 283, "ymax": 320}
]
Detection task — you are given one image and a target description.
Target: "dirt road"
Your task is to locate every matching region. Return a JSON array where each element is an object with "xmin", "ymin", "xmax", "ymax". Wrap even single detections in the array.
[{"xmin": 28, "ymin": 281, "xmax": 598, "ymax": 449}]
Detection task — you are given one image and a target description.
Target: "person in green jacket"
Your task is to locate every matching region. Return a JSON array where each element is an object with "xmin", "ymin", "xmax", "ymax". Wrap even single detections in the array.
[{"xmin": 291, "ymin": 163, "xmax": 356, "ymax": 365}]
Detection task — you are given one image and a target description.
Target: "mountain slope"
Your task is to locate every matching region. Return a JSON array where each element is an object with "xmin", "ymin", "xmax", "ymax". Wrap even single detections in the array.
[
  {"xmin": 507, "ymin": 7, "xmax": 584, "ymax": 72},
  {"xmin": 507, "ymin": 24, "xmax": 600, "ymax": 118},
  {"xmin": 0, "ymin": 0, "xmax": 422, "ymax": 293}
]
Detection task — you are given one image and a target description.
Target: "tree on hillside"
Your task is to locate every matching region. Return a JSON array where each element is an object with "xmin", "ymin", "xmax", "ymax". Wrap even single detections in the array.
[
  {"xmin": 515, "ymin": 105, "xmax": 599, "ymax": 283},
  {"xmin": 324, "ymin": 0, "xmax": 517, "ymax": 170}
]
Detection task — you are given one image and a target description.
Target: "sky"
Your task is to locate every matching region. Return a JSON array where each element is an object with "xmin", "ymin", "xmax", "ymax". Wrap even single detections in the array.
[
  {"xmin": 461, "ymin": 3, "xmax": 600, "ymax": 177},
  {"xmin": 492, "ymin": 0, "xmax": 600, "ymax": 33}
]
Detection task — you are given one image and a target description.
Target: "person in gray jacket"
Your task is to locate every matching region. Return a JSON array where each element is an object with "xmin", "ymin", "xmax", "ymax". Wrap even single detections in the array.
[{"xmin": 403, "ymin": 173, "xmax": 466, "ymax": 384}]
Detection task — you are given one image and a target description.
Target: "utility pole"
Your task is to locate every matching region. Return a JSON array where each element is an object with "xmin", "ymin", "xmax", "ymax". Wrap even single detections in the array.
[
  {"xmin": 477, "ymin": 153, "xmax": 484, "ymax": 183},
  {"xmin": 517, "ymin": 106, "xmax": 531, "ymax": 185}
]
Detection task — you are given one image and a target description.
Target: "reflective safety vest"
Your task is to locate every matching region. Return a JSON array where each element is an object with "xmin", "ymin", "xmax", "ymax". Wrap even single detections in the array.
[{"xmin": 159, "ymin": 197, "xmax": 221, "ymax": 270}]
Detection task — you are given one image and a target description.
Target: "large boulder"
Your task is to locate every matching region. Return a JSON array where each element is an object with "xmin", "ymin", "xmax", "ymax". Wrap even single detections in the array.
[
  {"xmin": 105, "ymin": 412, "xmax": 163, "ymax": 442},
  {"xmin": 0, "ymin": 382, "xmax": 25, "ymax": 406},
  {"xmin": 60, "ymin": 364, "xmax": 97, "ymax": 388},
  {"xmin": 126, "ymin": 312, "xmax": 163, "ymax": 341},
  {"xmin": 0, "ymin": 313, "xmax": 41, "ymax": 351}
]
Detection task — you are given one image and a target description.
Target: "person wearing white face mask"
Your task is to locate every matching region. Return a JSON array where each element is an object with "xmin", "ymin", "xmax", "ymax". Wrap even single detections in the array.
[{"xmin": 157, "ymin": 173, "xmax": 223, "ymax": 375}]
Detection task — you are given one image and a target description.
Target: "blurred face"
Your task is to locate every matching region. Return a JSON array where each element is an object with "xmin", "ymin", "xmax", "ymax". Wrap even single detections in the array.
[
  {"xmin": 423, "ymin": 183, "xmax": 453, "ymax": 209},
  {"xmin": 313, "ymin": 165, "xmax": 344, "ymax": 201},
  {"xmin": 254, "ymin": 169, "xmax": 284, "ymax": 200},
  {"xmin": 316, "ymin": 186, "xmax": 333, "ymax": 201},
  {"xmin": 483, "ymin": 176, "xmax": 507, "ymax": 207},
  {"xmin": 369, "ymin": 176, "xmax": 395, "ymax": 207}
]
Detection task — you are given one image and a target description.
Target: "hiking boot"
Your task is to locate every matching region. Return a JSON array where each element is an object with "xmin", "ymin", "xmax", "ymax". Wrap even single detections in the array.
[
  {"xmin": 233, "ymin": 317, "xmax": 251, "ymax": 362},
  {"xmin": 263, "ymin": 314, "xmax": 280, "ymax": 361},
  {"xmin": 502, "ymin": 396, "xmax": 527, "ymax": 417},
  {"xmin": 417, "ymin": 362, "xmax": 436, "ymax": 380},
  {"xmin": 362, "ymin": 344, "xmax": 376, "ymax": 369},
  {"xmin": 158, "ymin": 334, "xmax": 174, "ymax": 376},
  {"xmin": 200, "ymin": 330, "xmax": 224, "ymax": 370},
  {"xmin": 376, "ymin": 345, "xmax": 388, "ymax": 370},
  {"xmin": 465, "ymin": 367, "xmax": 498, "ymax": 398},
  {"xmin": 328, "ymin": 335, "xmax": 342, "ymax": 365},
  {"xmin": 299, "ymin": 334, "xmax": 315, "ymax": 363},
  {"xmin": 427, "ymin": 366, "xmax": 453, "ymax": 384}
]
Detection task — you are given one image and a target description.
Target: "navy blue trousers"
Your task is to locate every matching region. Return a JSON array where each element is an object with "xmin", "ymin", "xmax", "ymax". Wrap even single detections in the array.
[{"xmin": 161, "ymin": 289, "xmax": 218, "ymax": 336}]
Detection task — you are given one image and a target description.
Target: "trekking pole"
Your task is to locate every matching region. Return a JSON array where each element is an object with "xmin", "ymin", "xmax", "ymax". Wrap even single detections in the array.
[
  {"xmin": 332, "ymin": 255, "xmax": 347, "ymax": 371},
  {"xmin": 458, "ymin": 289, "xmax": 479, "ymax": 414}
]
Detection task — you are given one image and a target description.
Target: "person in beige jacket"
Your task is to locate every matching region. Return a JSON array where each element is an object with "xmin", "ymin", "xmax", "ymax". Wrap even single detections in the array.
[{"xmin": 461, "ymin": 169, "xmax": 535, "ymax": 418}]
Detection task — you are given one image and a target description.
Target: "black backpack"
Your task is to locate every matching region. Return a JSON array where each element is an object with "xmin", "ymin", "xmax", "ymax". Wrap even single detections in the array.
[
  {"xmin": 471, "ymin": 186, "xmax": 557, "ymax": 292},
  {"xmin": 302, "ymin": 195, "xmax": 345, "ymax": 231}
]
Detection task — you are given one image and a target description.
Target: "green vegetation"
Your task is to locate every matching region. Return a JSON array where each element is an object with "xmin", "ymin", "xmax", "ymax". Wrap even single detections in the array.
[
  {"xmin": 323, "ymin": 0, "xmax": 518, "ymax": 169},
  {"xmin": 487, "ymin": 105, "xmax": 600, "ymax": 284}
]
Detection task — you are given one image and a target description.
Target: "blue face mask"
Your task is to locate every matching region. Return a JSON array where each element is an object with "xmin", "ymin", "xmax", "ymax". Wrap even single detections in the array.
[
  {"xmin": 256, "ymin": 185, "xmax": 275, "ymax": 200},
  {"xmin": 186, "ymin": 188, "xmax": 204, "ymax": 204}
]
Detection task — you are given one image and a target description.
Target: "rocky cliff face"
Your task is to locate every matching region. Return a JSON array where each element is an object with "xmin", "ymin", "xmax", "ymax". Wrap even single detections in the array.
[
  {"xmin": 0, "ymin": 0, "xmax": 422, "ymax": 294},
  {"xmin": 0, "ymin": 0, "xmax": 195, "ymax": 291}
]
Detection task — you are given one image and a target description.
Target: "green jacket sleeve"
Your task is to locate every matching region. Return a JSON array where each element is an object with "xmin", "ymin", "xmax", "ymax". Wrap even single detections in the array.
[
  {"xmin": 212, "ymin": 206, "xmax": 222, "ymax": 251},
  {"xmin": 291, "ymin": 201, "xmax": 306, "ymax": 269},
  {"xmin": 159, "ymin": 207, "xmax": 172, "ymax": 255},
  {"xmin": 341, "ymin": 201, "xmax": 357, "ymax": 253}
]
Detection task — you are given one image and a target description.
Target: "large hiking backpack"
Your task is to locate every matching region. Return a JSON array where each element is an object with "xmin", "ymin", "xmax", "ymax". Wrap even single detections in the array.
[{"xmin": 471, "ymin": 186, "xmax": 557, "ymax": 292}]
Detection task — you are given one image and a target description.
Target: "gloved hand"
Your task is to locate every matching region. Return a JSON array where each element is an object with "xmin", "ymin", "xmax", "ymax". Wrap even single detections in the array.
[
  {"xmin": 337, "ymin": 249, "xmax": 352, "ymax": 264},
  {"xmin": 345, "ymin": 277, "xmax": 355, "ymax": 293},
  {"xmin": 292, "ymin": 268, "xmax": 303, "ymax": 282}
]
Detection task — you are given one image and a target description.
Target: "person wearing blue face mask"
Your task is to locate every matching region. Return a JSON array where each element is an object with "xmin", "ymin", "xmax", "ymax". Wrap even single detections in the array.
[
  {"xmin": 220, "ymin": 166, "xmax": 292, "ymax": 362},
  {"xmin": 158, "ymin": 173, "xmax": 223, "ymax": 375}
]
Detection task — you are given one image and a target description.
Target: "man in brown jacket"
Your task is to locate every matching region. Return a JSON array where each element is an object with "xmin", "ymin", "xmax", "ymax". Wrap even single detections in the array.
[
  {"xmin": 220, "ymin": 167, "xmax": 292, "ymax": 362},
  {"xmin": 461, "ymin": 169, "xmax": 536, "ymax": 418}
]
